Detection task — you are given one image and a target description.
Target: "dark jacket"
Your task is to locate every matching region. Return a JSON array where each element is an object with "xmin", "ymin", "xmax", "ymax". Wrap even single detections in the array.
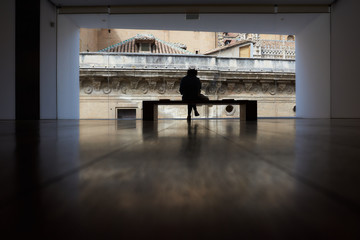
[{"xmin": 180, "ymin": 75, "xmax": 201, "ymax": 99}]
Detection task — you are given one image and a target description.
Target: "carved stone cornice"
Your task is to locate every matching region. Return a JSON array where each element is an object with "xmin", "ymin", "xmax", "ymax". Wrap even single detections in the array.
[
  {"xmin": 138, "ymin": 79, "xmax": 149, "ymax": 94},
  {"xmin": 148, "ymin": 79, "xmax": 157, "ymax": 91},
  {"xmin": 227, "ymin": 83, "xmax": 236, "ymax": 93},
  {"xmin": 93, "ymin": 80, "xmax": 101, "ymax": 92},
  {"xmin": 79, "ymin": 75, "xmax": 295, "ymax": 96},
  {"xmin": 120, "ymin": 80, "xmax": 130, "ymax": 94},
  {"xmin": 166, "ymin": 79, "xmax": 176, "ymax": 90},
  {"xmin": 112, "ymin": 79, "xmax": 120, "ymax": 91}
]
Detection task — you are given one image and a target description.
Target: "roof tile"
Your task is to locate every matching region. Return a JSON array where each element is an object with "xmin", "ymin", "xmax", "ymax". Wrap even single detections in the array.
[{"xmin": 99, "ymin": 34, "xmax": 193, "ymax": 55}]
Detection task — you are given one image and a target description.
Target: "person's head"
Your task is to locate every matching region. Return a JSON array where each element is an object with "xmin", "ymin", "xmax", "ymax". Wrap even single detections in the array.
[{"xmin": 187, "ymin": 69, "xmax": 197, "ymax": 76}]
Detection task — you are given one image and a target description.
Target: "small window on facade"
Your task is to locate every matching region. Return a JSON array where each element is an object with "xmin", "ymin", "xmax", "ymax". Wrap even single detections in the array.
[
  {"xmin": 195, "ymin": 50, "xmax": 199, "ymax": 54},
  {"xmin": 225, "ymin": 105, "xmax": 234, "ymax": 113},
  {"xmin": 287, "ymin": 35, "xmax": 295, "ymax": 41},
  {"xmin": 225, "ymin": 105, "xmax": 236, "ymax": 116},
  {"xmin": 239, "ymin": 45, "xmax": 251, "ymax": 58},
  {"xmin": 117, "ymin": 109, "xmax": 136, "ymax": 119},
  {"xmin": 225, "ymin": 40, "xmax": 231, "ymax": 45},
  {"xmin": 140, "ymin": 43, "xmax": 151, "ymax": 52}
]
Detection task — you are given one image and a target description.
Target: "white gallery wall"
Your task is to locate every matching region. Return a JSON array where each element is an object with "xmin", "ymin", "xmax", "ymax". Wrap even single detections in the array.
[
  {"xmin": 331, "ymin": 0, "xmax": 360, "ymax": 118},
  {"xmin": 57, "ymin": 15, "xmax": 80, "ymax": 119},
  {"xmin": 0, "ymin": 0, "xmax": 15, "ymax": 119},
  {"xmin": 296, "ymin": 14, "xmax": 330, "ymax": 118}
]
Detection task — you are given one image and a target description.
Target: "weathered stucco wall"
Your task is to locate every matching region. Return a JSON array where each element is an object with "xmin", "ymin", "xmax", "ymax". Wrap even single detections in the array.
[
  {"xmin": 80, "ymin": 28, "xmax": 98, "ymax": 52},
  {"xmin": 80, "ymin": 53, "xmax": 295, "ymax": 72},
  {"xmin": 207, "ymin": 43, "xmax": 253, "ymax": 58}
]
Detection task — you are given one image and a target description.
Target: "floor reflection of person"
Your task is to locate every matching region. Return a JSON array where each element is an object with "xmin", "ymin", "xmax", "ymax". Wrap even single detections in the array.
[
  {"xmin": 180, "ymin": 68, "xmax": 209, "ymax": 121},
  {"xmin": 180, "ymin": 121, "xmax": 200, "ymax": 170}
]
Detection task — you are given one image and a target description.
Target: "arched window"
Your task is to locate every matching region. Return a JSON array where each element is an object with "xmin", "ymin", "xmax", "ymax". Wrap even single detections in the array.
[{"xmin": 287, "ymin": 35, "xmax": 295, "ymax": 41}]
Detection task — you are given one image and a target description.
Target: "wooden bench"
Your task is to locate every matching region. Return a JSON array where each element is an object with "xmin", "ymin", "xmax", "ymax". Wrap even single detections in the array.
[{"xmin": 142, "ymin": 100, "xmax": 257, "ymax": 121}]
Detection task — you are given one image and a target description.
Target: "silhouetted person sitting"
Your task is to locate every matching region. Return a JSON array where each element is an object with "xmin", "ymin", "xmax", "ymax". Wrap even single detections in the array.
[{"xmin": 180, "ymin": 69, "xmax": 209, "ymax": 121}]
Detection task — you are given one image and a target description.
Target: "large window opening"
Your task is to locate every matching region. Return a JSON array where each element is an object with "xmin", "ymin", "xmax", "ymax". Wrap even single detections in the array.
[
  {"xmin": 117, "ymin": 108, "xmax": 137, "ymax": 119},
  {"xmin": 79, "ymin": 28, "xmax": 296, "ymax": 119}
]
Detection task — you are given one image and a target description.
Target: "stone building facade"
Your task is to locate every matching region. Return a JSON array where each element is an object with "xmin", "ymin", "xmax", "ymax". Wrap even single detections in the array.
[
  {"xmin": 80, "ymin": 53, "xmax": 295, "ymax": 119},
  {"xmin": 217, "ymin": 32, "xmax": 296, "ymax": 59}
]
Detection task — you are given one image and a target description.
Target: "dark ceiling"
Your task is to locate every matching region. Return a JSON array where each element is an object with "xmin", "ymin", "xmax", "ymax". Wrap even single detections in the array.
[{"xmin": 50, "ymin": 0, "xmax": 337, "ymax": 7}]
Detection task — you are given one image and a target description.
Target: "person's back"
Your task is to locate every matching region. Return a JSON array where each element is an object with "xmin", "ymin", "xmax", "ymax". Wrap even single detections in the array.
[{"xmin": 180, "ymin": 71, "xmax": 201, "ymax": 100}]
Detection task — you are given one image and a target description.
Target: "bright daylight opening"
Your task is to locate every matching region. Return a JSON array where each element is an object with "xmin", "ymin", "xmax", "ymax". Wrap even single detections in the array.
[{"xmin": 79, "ymin": 29, "xmax": 295, "ymax": 120}]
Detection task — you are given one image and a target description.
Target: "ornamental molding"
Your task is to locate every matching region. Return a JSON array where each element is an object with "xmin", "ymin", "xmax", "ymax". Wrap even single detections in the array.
[
  {"xmin": 80, "ymin": 70, "xmax": 295, "ymax": 82},
  {"xmin": 148, "ymin": 80, "xmax": 157, "ymax": 91},
  {"xmin": 227, "ymin": 83, "xmax": 236, "ymax": 93},
  {"xmin": 130, "ymin": 79, "xmax": 140, "ymax": 89},
  {"xmin": 80, "ymin": 76, "xmax": 295, "ymax": 96},
  {"xmin": 93, "ymin": 81, "xmax": 101, "ymax": 91},
  {"xmin": 166, "ymin": 79, "xmax": 176, "ymax": 90},
  {"xmin": 112, "ymin": 79, "xmax": 120, "ymax": 91}
]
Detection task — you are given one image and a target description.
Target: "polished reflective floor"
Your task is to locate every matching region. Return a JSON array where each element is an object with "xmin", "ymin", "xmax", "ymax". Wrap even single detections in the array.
[{"xmin": 1, "ymin": 119, "xmax": 360, "ymax": 239}]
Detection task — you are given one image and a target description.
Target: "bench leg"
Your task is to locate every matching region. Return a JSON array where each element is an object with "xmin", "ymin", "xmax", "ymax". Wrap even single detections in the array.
[
  {"xmin": 143, "ymin": 102, "xmax": 157, "ymax": 121},
  {"xmin": 240, "ymin": 104, "xmax": 247, "ymax": 121},
  {"xmin": 240, "ymin": 101, "xmax": 257, "ymax": 121},
  {"xmin": 246, "ymin": 101, "xmax": 257, "ymax": 121},
  {"xmin": 154, "ymin": 104, "xmax": 158, "ymax": 121}
]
